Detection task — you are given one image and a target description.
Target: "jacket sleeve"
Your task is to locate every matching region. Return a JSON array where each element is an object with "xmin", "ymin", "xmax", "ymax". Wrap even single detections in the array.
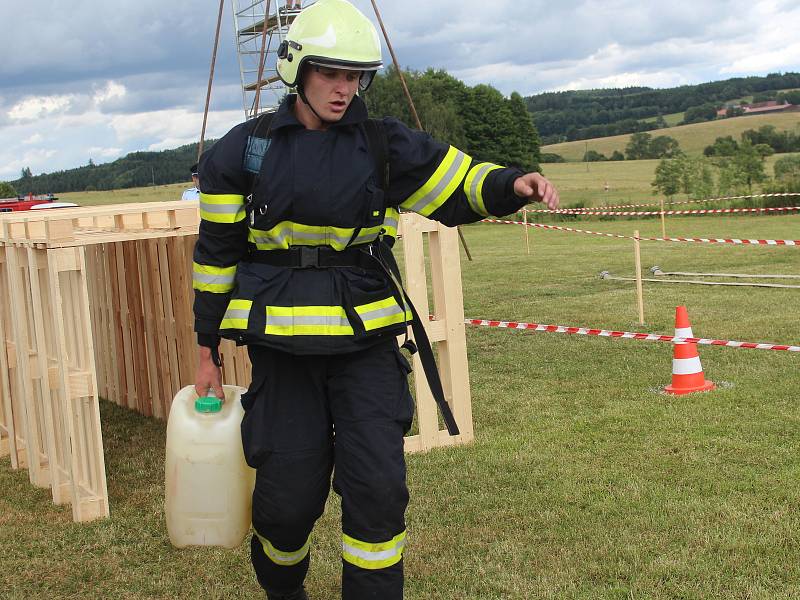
[
  {"xmin": 192, "ymin": 121, "xmax": 253, "ymax": 346},
  {"xmin": 382, "ymin": 117, "xmax": 527, "ymax": 226}
]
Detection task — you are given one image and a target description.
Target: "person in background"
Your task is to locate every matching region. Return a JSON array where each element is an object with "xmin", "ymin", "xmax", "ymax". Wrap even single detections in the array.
[{"xmin": 181, "ymin": 163, "xmax": 200, "ymax": 201}]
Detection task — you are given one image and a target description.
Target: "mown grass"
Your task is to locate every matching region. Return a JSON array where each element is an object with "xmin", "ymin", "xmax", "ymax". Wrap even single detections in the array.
[
  {"xmin": 2, "ymin": 209, "xmax": 799, "ymax": 598},
  {"xmin": 543, "ymin": 112, "xmax": 800, "ymax": 161}
]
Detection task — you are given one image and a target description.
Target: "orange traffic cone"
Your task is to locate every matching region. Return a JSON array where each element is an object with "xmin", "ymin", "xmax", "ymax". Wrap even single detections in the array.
[{"xmin": 664, "ymin": 306, "xmax": 715, "ymax": 395}]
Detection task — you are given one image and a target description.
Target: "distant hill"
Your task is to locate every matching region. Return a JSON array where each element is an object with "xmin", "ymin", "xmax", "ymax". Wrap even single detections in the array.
[
  {"xmin": 7, "ymin": 142, "xmax": 213, "ymax": 195},
  {"xmin": 542, "ymin": 112, "xmax": 800, "ymax": 161},
  {"xmin": 527, "ymin": 72, "xmax": 800, "ymax": 144}
]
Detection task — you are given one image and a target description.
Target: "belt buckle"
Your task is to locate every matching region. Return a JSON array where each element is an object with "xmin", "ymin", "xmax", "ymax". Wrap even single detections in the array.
[{"xmin": 299, "ymin": 246, "xmax": 320, "ymax": 268}]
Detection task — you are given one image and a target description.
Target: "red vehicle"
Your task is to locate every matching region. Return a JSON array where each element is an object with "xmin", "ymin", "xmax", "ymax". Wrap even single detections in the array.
[{"xmin": 0, "ymin": 193, "xmax": 62, "ymax": 212}]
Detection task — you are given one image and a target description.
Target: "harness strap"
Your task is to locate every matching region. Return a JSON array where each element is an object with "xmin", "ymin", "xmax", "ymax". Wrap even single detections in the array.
[
  {"xmin": 363, "ymin": 118, "xmax": 390, "ymax": 191},
  {"xmin": 371, "ymin": 243, "xmax": 460, "ymax": 436}
]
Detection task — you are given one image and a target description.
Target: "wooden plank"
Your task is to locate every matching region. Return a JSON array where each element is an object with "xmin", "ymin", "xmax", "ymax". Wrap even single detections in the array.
[
  {"xmin": 94, "ymin": 244, "xmax": 116, "ymax": 402},
  {"xmin": 0, "ymin": 251, "xmax": 19, "ymax": 467},
  {"xmin": 47, "ymin": 247, "xmax": 109, "ymax": 521},
  {"xmin": 168, "ymin": 236, "xmax": 194, "ymax": 390},
  {"xmin": 138, "ymin": 240, "xmax": 163, "ymax": 418},
  {"xmin": 83, "ymin": 246, "xmax": 105, "ymax": 399},
  {"xmin": 156, "ymin": 238, "xmax": 181, "ymax": 408},
  {"xmin": 26, "ymin": 246, "xmax": 71, "ymax": 504},
  {"xmin": 45, "ymin": 219, "xmax": 75, "ymax": 242},
  {"xmin": 109, "ymin": 243, "xmax": 133, "ymax": 407},
  {"xmin": 399, "ymin": 214, "xmax": 439, "ymax": 451},
  {"xmin": 100, "ymin": 244, "xmax": 121, "ymax": 405},
  {"xmin": 5, "ymin": 244, "xmax": 50, "ymax": 486},
  {"xmin": 122, "ymin": 242, "xmax": 151, "ymax": 416},
  {"xmin": 428, "ymin": 223, "xmax": 474, "ymax": 445}
]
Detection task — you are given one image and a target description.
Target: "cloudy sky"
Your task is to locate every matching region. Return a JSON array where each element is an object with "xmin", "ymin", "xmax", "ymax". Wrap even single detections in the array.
[{"xmin": 1, "ymin": 0, "xmax": 799, "ymax": 182}]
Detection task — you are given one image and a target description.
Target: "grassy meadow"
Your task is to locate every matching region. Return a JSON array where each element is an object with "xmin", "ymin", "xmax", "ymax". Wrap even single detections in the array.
[
  {"xmin": 641, "ymin": 112, "xmax": 685, "ymax": 127},
  {"xmin": 543, "ymin": 112, "xmax": 800, "ymax": 161},
  {"xmin": 2, "ymin": 202, "xmax": 799, "ymax": 597},
  {"xmin": 58, "ymin": 182, "xmax": 191, "ymax": 206},
  {"xmin": 542, "ymin": 152, "xmax": 799, "ymax": 207}
]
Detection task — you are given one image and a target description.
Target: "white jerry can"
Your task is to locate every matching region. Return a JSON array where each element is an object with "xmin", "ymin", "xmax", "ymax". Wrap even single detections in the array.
[{"xmin": 165, "ymin": 385, "xmax": 256, "ymax": 548}]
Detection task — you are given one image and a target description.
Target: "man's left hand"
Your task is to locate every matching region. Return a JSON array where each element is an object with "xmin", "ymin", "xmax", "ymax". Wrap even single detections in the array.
[{"xmin": 513, "ymin": 173, "xmax": 559, "ymax": 210}]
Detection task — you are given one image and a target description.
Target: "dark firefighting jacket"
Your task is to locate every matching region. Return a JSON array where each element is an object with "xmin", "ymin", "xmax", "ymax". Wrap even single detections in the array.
[{"xmin": 193, "ymin": 95, "xmax": 527, "ymax": 355}]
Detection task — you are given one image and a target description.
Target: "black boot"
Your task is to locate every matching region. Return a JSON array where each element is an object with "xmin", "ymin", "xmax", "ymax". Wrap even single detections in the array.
[{"xmin": 266, "ymin": 587, "xmax": 308, "ymax": 600}]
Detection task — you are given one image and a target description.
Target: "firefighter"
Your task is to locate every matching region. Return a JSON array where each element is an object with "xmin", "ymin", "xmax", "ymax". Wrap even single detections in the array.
[{"xmin": 192, "ymin": 1, "xmax": 559, "ymax": 598}]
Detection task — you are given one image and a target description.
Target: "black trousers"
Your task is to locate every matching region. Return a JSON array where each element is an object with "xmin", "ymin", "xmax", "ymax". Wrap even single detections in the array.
[{"xmin": 240, "ymin": 339, "xmax": 415, "ymax": 599}]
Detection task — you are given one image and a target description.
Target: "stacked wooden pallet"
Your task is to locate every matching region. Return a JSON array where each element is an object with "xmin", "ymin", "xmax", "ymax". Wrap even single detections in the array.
[{"xmin": 0, "ymin": 201, "xmax": 472, "ymax": 522}]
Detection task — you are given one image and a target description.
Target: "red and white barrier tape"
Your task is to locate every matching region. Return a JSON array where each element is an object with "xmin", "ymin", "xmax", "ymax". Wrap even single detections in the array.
[
  {"xmin": 524, "ymin": 206, "xmax": 800, "ymax": 217},
  {"xmin": 482, "ymin": 219, "xmax": 800, "ymax": 246},
  {"xmin": 465, "ymin": 318, "xmax": 800, "ymax": 352},
  {"xmin": 523, "ymin": 192, "xmax": 800, "ymax": 211}
]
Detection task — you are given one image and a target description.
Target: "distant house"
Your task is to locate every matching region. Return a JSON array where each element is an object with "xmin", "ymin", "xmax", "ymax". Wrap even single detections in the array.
[{"xmin": 717, "ymin": 100, "xmax": 797, "ymax": 118}]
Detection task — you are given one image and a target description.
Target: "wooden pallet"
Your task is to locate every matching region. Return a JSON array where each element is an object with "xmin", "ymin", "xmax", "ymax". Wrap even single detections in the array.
[
  {"xmin": 1, "ymin": 203, "xmax": 473, "ymax": 521},
  {"xmin": 399, "ymin": 213, "xmax": 473, "ymax": 452},
  {"xmin": 0, "ymin": 239, "xmax": 108, "ymax": 519}
]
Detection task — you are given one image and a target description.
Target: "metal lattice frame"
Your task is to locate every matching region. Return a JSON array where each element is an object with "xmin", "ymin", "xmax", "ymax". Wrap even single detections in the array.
[{"xmin": 232, "ymin": 1, "xmax": 315, "ymax": 119}]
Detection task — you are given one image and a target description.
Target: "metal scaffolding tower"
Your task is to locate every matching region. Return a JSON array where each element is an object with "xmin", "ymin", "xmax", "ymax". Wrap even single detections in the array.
[{"xmin": 232, "ymin": 1, "xmax": 313, "ymax": 119}]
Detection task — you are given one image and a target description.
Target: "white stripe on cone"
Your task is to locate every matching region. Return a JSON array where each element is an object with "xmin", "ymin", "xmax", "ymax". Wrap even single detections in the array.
[
  {"xmin": 675, "ymin": 326, "xmax": 693, "ymax": 339},
  {"xmin": 672, "ymin": 356, "xmax": 703, "ymax": 375}
]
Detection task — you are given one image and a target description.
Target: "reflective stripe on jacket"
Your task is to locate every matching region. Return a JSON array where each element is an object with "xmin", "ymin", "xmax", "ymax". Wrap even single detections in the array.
[{"xmin": 193, "ymin": 95, "xmax": 526, "ymax": 355}]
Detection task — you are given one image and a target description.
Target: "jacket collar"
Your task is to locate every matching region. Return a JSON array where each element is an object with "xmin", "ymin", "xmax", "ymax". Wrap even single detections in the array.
[{"xmin": 270, "ymin": 94, "xmax": 369, "ymax": 131}]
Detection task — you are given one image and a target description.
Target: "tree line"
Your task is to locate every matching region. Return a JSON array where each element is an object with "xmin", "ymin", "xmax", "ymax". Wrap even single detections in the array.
[
  {"xmin": 652, "ymin": 144, "xmax": 800, "ymax": 201},
  {"xmin": 704, "ymin": 125, "xmax": 800, "ymax": 157},
  {"xmin": 364, "ymin": 66, "xmax": 541, "ymax": 172},
  {"xmin": 526, "ymin": 72, "xmax": 800, "ymax": 144},
  {"xmin": 6, "ymin": 143, "xmax": 203, "ymax": 196},
  {"xmin": 6, "ymin": 67, "xmax": 542, "ymax": 195}
]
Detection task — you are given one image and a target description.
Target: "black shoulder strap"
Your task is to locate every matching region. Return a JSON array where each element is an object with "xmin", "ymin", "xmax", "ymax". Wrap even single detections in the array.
[
  {"xmin": 245, "ymin": 112, "xmax": 276, "ymax": 200},
  {"xmin": 363, "ymin": 118, "xmax": 389, "ymax": 191},
  {"xmin": 361, "ymin": 120, "xmax": 460, "ymax": 437}
]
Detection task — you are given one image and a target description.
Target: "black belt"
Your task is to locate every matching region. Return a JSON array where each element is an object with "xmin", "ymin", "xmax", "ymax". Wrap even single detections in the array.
[
  {"xmin": 251, "ymin": 241, "xmax": 461, "ymax": 437},
  {"xmin": 248, "ymin": 245, "xmax": 380, "ymax": 269}
]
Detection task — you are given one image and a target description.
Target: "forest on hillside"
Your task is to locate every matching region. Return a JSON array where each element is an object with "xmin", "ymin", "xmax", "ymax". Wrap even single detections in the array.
[
  {"xmin": 8, "ymin": 67, "xmax": 542, "ymax": 195},
  {"xmin": 7, "ymin": 143, "xmax": 203, "ymax": 196},
  {"xmin": 528, "ymin": 72, "xmax": 800, "ymax": 144},
  {"xmin": 7, "ymin": 70, "xmax": 798, "ymax": 195}
]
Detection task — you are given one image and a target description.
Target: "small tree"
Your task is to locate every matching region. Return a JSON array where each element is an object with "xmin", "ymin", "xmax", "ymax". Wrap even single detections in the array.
[
  {"xmin": 583, "ymin": 150, "xmax": 607, "ymax": 162},
  {"xmin": 0, "ymin": 181, "xmax": 17, "ymax": 198},
  {"xmin": 652, "ymin": 157, "xmax": 683, "ymax": 197},
  {"xmin": 649, "ymin": 135, "xmax": 681, "ymax": 158},
  {"xmin": 753, "ymin": 143, "xmax": 774, "ymax": 161},
  {"xmin": 675, "ymin": 154, "xmax": 715, "ymax": 199},
  {"xmin": 716, "ymin": 141, "xmax": 767, "ymax": 195},
  {"xmin": 21, "ymin": 166, "xmax": 33, "ymax": 179},
  {"xmin": 725, "ymin": 106, "xmax": 745, "ymax": 118},
  {"xmin": 774, "ymin": 155, "xmax": 800, "ymax": 181},
  {"xmin": 704, "ymin": 135, "xmax": 739, "ymax": 157},
  {"xmin": 625, "ymin": 132, "xmax": 652, "ymax": 160}
]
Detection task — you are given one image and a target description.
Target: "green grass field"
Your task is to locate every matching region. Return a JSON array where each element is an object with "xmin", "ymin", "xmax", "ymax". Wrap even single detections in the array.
[
  {"xmin": 58, "ymin": 182, "xmax": 191, "ymax": 206},
  {"xmin": 542, "ymin": 152, "xmax": 799, "ymax": 207},
  {"xmin": 641, "ymin": 112, "xmax": 685, "ymax": 127},
  {"xmin": 543, "ymin": 112, "xmax": 800, "ymax": 161},
  {"xmin": 2, "ymin": 208, "xmax": 799, "ymax": 598}
]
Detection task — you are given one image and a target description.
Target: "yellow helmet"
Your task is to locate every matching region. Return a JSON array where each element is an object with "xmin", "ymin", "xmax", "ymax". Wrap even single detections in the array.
[{"xmin": 277, "ymin": 0, "xmax": 383, "ymax": 92}]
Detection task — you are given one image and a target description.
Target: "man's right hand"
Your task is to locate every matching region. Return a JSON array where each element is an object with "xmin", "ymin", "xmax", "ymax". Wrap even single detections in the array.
[{"xmin": 195, "ymin": 346, "xmax": 224, "ymax": 400}]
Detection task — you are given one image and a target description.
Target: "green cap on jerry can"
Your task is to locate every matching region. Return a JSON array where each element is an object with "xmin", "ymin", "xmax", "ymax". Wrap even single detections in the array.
[{"xmin": 195, "ymin": 395, "xmax": 223, "ymax": 413}]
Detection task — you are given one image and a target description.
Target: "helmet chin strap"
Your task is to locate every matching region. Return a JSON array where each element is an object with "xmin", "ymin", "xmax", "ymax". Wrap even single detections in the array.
[{"xmin": 296, "ymin": 83, "xmax": 332, "ymax": 126}]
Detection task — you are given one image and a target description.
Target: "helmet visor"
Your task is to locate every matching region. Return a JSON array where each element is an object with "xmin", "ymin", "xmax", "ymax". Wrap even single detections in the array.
[{"xmin": 306, "ymin": 58, "xmax": 381, "ymax": 91}]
